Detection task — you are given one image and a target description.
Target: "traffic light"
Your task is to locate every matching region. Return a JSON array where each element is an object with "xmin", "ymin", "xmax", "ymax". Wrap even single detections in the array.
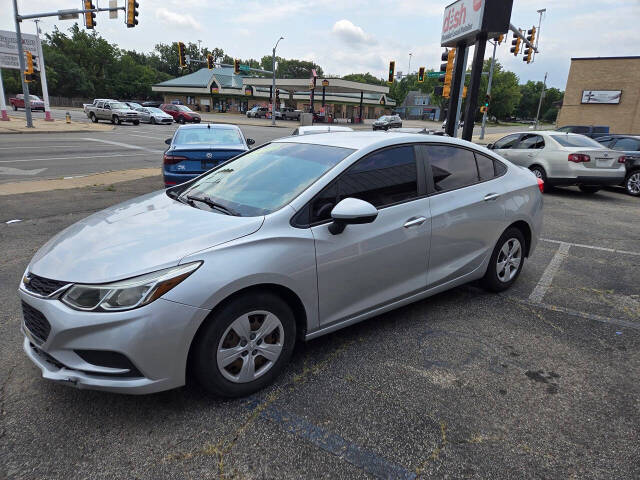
[
  {"xmin": 436, "ymin": 49, "xmax": 455, "ymax": 98},
  {"xmin": 177, "ymin": 42, "xmax": 186, "ymax": 68},
  {"xmin": 387, "ymin": 61, "xmax": 395, "ymax": 84},
  {"xmin": 417, "ymin": 67, "xmax": 425, "ymax": 83},
  {"xmin": 234, "ymin": 59, "xmax": 241, "ymax": 74},
  {"xmin": 207, "ymin": 54, "xmax": 214, "ymax": 69},
  {"xmin": 511, "ymin": 30, "xmax": 522, "ymax": 56},
  {"xmin": 24, "ymin": 51, "xmax": 35, "ymax": 83},
  {"xmin": 126, "ymin": 0, "xmax": 139, "ymax": 28},
  {"xmin": 462, "ymin": 86, "xmax": 467, "ymax": 98},
  {"xmin": 524, "ymin": 27, "xmax": 536, "ymax": 63},
  {"xmin": 84, "ymin": 0, "xmax": 96, "ymax": 30},
  {"xmin": 481, "ymin": 94, "xmax": 490, "ymax": 113},
  {"xmin": 494, "ymin": 34, "xmax": 504, "ymax": 45},
  {"xmin": 276, "ymin": 89, "xmax": 280, "ymax": 105}
]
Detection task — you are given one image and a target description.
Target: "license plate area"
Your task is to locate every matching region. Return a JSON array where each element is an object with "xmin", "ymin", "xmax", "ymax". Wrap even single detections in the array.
[
  {"xmin": 201, "ymin": 160, "xmax": 216, "ymax": 169},
  {"xmin": 596, "ymin": 159, "xmax": 612, "ymax": 168}
]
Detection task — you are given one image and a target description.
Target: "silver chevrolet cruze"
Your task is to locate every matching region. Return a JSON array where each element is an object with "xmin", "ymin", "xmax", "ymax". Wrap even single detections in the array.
[{"xmin": 19, "ymin": 132, "xmax": 543, "ymax": 397}]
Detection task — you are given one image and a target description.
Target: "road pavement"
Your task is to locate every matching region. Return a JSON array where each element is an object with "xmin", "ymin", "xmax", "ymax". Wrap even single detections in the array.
[{"xmin": 1, "ymin": 172, "xmax": 639, "ymax": 479}]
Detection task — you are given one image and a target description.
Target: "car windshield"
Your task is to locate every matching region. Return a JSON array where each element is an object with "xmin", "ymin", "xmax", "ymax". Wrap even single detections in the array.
[
  {"xmin": 551, "ymin": 135, "xmax": 603, "ymax": 148},
  {"xmin": 109, "ymin": 102, "xmax": 129, "ymax": 109},
  {"xmin": 148, "ymin": 107, "xmax": 165, "ymax": 114},
  {"xmin": 128, "ymin": 103, "xmax": 141, "ymax": 108},
  {"xmin": 30, "ymin": 95, "xmax": 41, "ymax": 101},
  {"xmin": 175, "ymin": 127, "xmax": 245, "ymax": 145},
  {"xmin": 378, "ymin": 116, "xmax": 390, "ymax": 121},
  {"xmin": 179, "ymin": 142, "xmax": 354, "ymax": 216},
  {"xmin": 176, "ymin": 105, "xmax": 193, "ymax": 112}
]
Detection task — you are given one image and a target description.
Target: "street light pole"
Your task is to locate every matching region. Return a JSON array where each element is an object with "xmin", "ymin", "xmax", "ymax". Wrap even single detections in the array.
[
  {"xmin": 534, "ymin": 72, "xmax": 547, "ymax": 130},
  {"xmin": 271, "ymin": 36, "xmax": 283, "ymax": 127},
  {"xmin": 479, "ymin": 39, "xmax": 497, "ymax": 140},
  {"xmin": 408, "ymin": 53, "xmax": 412, "ymax": 76},
  {"xmin": 13, "ymin": 0, "xmax": 33, "ymax": 128},
  {"xmin": 34, "ymin": 20, "xmax": 53, "ymax": 121}
]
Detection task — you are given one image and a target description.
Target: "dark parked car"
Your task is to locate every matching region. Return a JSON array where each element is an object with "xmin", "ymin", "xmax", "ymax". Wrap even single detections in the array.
[
  {"xmin": 556, "ymin": 125, "xmax": 609, "ymax": 138},
  {"xmin": 143, "ymin": 100, "xmax": 163, "ymax": 108},
  {"xmin": 372, "ymin": 115, "xmax": 402, "ymax": 130},
  {"xmin": 595, "ymin": 134, "xmax": 640, "ymax": 196},
  {"xmin": 163, "ymin": 124, "xmax": 255, "ymax": 187},
  {"xmin": 161, "ymin": 104, "xmax": 201, "ymax": 124}
]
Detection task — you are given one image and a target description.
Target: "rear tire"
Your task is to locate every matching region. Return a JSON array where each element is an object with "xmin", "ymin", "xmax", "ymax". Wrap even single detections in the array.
[
  {"xmin": 578, "ymin": 185, "xmax": 600, "ymax": 194},
  {"xmin": 112, "ymin": 115, "xmax": 121, "ymax": 125},
  {"xmin": 13, "ymin": 104, "xmax": 18, "ymax": 111},
  {"xmin": 178, "ymin": 116, "xmax": 185, "ymax": 124},
  {"xmin": 624, "ymin": 171, "xmax": 640, "ymax": 197},
  {"xmin": 529, "ymin": 166, "xmax": 548, "ymax": 191},
  {"xmin": 481, "ymin": 227, "xmax": 526, "ymax": 293},
  {"xmin": 193, "ymin": 292, "xmax": 296, "ymax": 398}
]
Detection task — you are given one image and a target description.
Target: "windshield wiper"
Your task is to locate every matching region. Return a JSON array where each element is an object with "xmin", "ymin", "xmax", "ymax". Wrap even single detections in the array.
[{"xmin": 185, "ymin": 195, "xmax": 240, "ymax": 216}]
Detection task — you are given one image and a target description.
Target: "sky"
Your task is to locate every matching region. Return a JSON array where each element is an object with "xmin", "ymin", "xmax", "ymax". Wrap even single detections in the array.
[{"xmin": 3, "ymin": 0, "xmax": 640, "ymax": 89}]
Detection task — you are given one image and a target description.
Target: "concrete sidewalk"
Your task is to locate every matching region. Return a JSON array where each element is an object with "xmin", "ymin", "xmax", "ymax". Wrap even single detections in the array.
[{"xmin": 0, "ymin": 115, "xmax": 113, "ymax": 134}]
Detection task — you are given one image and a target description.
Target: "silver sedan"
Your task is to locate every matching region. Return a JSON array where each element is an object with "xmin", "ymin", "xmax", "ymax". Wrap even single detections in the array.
[
  {"xmin": 135, "ymin": 106, "xmax": 173, "ymax": 124},
  {"xmin": 19, "ymin": 132, "xmax": 542, "ymax": 397}
]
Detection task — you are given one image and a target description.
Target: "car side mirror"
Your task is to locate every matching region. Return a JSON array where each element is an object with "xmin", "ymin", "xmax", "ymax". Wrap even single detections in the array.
[
  {"xmin": 165, "ymin": 138, "xmax": 172, "ymax": 145},
  {"xmin": 486, "ymin": 143, "xmax": 494, "ymax": 149},
  {"xmin": 328, "ymin": 198, "xmax": 378, "ymax": 235},
  {"xmin": 247, "ymin": 138, "xmax": 255, "ymax": 146}
]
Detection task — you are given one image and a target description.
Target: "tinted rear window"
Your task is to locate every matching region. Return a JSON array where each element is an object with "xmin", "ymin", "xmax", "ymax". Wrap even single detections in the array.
[
  {"xmin": 424, "ymin": 145, "xmax": 478, "ymax": 192},
  {"xmin": 551, "ymin": 135, "xmax": 603, "ymax": 148},
  {"xmin": 174, "ymin": 128, "xmax": 245, "ymax": 146}
]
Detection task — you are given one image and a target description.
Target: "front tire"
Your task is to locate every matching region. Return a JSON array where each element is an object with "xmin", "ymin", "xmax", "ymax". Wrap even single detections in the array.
[
  {"xmin": 90, "ymin": 113, "xmax": 97, "ymax": 123},
  {"xmin": 529, "ymin": 165, "xmax": 548, "ymax": 191},
  {"xmin": 624, "ymin": 171, "xmax": 640, "ymax": 197},
  {"xmin": 193, "ymin": 292, "xmax": 296, "ymax": 397},
  {"xmin": 133, "ymin": 120, "xmax": 140, "ymax": 125},
  {"xmin": 578, "ymin": 185, "xmax": 600, "ymax": 194},
  {"xmin": 481, "ymin": 227, "xmax": 526, "ymax": 293},
  {"xmin": 150, "ymin": 117, "xmax": 156, "ymax": 125},
  {"xmin": 13, "ymin": 104, "xmax": 18, "ymax": 111},
  {"xmin": 178, "ymin": 116, "xmax": 185, "ymax": 124},
  {"xmin": 112, "ymin": 115, "xmax": 121, "ymax": 125}
]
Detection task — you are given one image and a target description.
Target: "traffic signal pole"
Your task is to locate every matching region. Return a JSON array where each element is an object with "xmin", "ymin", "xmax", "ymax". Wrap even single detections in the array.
[
  {"xmin": 534, "ymin": 72, "xmax": 547, "ymax": 130},
  {"xmin": 445, "ymin": 42, "xmax": 467, "ymax": 137},
  {"xmin": 462, "ymin": 33, "xmax": 488, "ymax": 141},
  {"xmin": 34, "ymin": 20, "xmax": 53, "ymax": 121},
  {"xmin": 479, "ymin": 39, "xmax": 497, "ymax": 140},
  {"xmin": 13, "ymin": 0, "xmax": 33, "ymax": 128},
  {"xmin": 0, "ymin": 69, "xmax": 9, "ymax": 121}
]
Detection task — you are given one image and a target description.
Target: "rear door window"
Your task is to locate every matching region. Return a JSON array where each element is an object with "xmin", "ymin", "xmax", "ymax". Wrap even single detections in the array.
[
  {"xmin": 612, "ymin": 137, "xmax": 640, "ymax": 151},
  {"xmin": 515, "ymin": 134, "xmax": 545, "ymax": 149},
  {"xmin": 422, "ymin": 145, "xmax": 478, "ymax": 192}
]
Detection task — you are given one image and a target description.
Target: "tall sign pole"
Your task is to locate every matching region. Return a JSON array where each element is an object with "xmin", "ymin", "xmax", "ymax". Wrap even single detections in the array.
[
  {"xmin": 534, "ymin": 72, "xmax": 547, "ymax": 130},
  {"xmin": 445, "ymin": 42, "xmax": 466, "ymax": 137},
  {"xmin": 13, "ymin": 0, "xmax": 34, "ymax": 128},
  {"xmin": 462, "ymin": 32, "xmax": 487, "ymax": 141},
  {"xmin": 34, "ymin": 20, "xmax": 53, "ymax": 121},
  {"xmin": 452, "ymin": 46, "xmax": 468, "ymax": 138}
]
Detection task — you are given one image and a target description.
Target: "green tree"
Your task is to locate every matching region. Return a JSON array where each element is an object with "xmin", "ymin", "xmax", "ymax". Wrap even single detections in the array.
[{"xmin": 260, "ymin": 56, "xmax": 323, "ymax": 78}]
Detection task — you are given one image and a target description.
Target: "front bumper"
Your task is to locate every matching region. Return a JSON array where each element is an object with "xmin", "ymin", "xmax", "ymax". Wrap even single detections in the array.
[{"xmin": 19, "ymin": 289, "xmax": 210, "ymax": 394}]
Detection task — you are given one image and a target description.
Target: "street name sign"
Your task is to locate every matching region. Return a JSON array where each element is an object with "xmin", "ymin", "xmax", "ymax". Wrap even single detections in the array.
[
  {"xmin": 427, "ymin": 71, "xmax": 441, "ymax": 78},
  {"xmin": 0, "ymin": 30, "xmax": 39, "ymax": 70}
]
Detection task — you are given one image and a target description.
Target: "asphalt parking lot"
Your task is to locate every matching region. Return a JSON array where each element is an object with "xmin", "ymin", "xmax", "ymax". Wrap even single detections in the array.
[{"xmin": 1, "ymin": 170, "xmax": 638, "ymax": 479}]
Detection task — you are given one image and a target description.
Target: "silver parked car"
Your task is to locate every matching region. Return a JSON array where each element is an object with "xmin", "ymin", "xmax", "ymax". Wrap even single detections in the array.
[
  {"xmin": 135, "ymin": 106, "xmax": 174, "ymax": 124},
  {"xmin": 19, "ymin": 132, "xmax": 542, "ymax": 397},
  {"xmin": 489, "ymin": 131, "xmax": 626, "ymax": 193}
]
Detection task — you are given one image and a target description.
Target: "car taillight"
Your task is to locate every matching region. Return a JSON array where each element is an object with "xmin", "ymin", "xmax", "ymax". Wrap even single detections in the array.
[
  {"xmin": 568, "ymin": 153, "xmax": 590, "ymax": 163},
  {"xmin": 163, "ymin": 154, "xmax": 187, "ymax": 165},
  {"xmin": 618, "ymin": 156, "xmax": 627, "ymax": 163},
  {"xmin": 536, "ymin": 177, "xmax": 544, "ymax": 193}
]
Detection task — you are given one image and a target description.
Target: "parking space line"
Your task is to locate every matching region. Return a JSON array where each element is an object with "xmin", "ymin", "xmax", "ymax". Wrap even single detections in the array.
[
  {"xmin": 125, "ymin": 133, "xmax": 168, "ymax": 140},
  {"xmin": 0, "ymin": 152, "xmax": 156, "ymax": 163},
  {"xmin": 530, "ymin": 242, "xmax": 571, "ymax": 304},
  {"xmin": 0, "ymin": 145, "xmax": 78, "ymax": 150},
  {"xmin": 541, "ymin": 238, "xmax": 640, "ymax": 257},
  {"xmin": 511, "ymin": 297, "xmax": 640, "ymax": 331},
  {"xmin": 248, "ymin": 400, "xmax": 417, "ymax": 480}
]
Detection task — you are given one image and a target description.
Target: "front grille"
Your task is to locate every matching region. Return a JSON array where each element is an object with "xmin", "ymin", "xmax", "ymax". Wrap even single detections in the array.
[
  {"xmin": 24, "ymin": 274, "xmax": 68, "ymax": 297},
  {"xmin": 22, "ymin": 301, "xmax": 51, "ymax": 344}
]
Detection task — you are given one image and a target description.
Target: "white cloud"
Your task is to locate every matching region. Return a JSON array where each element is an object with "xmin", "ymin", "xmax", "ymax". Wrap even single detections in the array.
[
  {"xmin": 332, "ymin": 19, "xmax": 376, "ymax": 45},
  {"xmin": 155, "ymin": 7, "xmax": 202, "ymax": 31}
]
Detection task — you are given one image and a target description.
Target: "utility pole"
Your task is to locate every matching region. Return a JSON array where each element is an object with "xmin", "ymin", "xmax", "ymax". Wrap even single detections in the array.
[
  {"xmin": 34, "ymin": 19, "xmax": 53, "ymax": 121},
  {"xmin": 408, "ymin": 53, "xmax": 412, "ymax": 76},
  {"xmin": 13, "ymin": 0, "xmax": 34, "ymax": 128},
  {"xmin": 271, "ymin": 36, "xmax": 284, "ymax": 127},
  {"xmin": 0, "ymin": 69, "xmax": 9, "ymax": 121},
  {"xmin": 479, "ymin": 39, "xmax": 497, "ymax": 140},
  {"xmin": 534, "ymin": 72, "xmax": 547, "ymax": 130}
]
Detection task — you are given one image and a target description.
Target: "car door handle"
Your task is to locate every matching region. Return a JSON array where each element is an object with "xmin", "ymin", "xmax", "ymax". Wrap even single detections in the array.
[
  {"xmin": 404, "ymin": 217, "xmax": 427, "ymax": 228},
  {"xmin": 484, "ymin": 193, "xmax": 500, "ymax": 201},
  {"xmin": 527, "ymin": 153, "xmax": 534, "ymax": 157}
]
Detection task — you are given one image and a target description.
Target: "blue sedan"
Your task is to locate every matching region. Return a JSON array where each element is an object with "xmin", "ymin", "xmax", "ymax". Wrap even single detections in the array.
[{"xmin": 163, "ymin": 124, "xmax": 255, "ymax": 187}]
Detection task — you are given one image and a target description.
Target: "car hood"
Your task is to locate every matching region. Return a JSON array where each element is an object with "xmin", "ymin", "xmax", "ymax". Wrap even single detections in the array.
[
  {"xmin": 113, "ymin": 108, "xmax": 137, "ymax": 114},
  {"xmin": 29, "ymin": 190, "xmax": 264, "ymax": 284}
]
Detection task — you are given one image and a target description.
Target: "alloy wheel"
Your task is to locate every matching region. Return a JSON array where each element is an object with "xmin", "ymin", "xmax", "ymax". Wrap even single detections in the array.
[
  {"xmin": 217, "ymin": 310, "xmax": 284, "ymax": 383},
  {"xmin": 627, "ymin": 172, "xmax": 640, "ymax": 196},
  {"xmin": 496, "ymin": 238, "xmax": 522, "ymax": 283}
]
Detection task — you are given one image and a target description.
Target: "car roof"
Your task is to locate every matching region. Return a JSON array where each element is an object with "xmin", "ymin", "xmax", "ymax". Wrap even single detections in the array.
[
  {"xmin": 275, "ymin": 130, "xmax": 478, "ymax": 150},
  {"xmin": 296, "ymin": 126, "xmax": 354, "ymax": 134},
  {"xmin": 175, "ymin": 123, "xmax": 240, "ymax": 131}
]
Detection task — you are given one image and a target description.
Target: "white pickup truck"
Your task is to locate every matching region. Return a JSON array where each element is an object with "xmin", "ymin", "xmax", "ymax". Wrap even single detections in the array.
[{"xmin": 85, "ymin": 99, "xmax": 140, "ymax": 125}]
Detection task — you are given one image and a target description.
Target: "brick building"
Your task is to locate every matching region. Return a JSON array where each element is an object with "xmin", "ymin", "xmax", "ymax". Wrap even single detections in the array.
[
  {"xmin": 152, "ymin": 67, "xmax": 394, "ymax": 120},
  {"xmin": 557, "ymin": 56, "xmax": 640, "ymax": 134}
]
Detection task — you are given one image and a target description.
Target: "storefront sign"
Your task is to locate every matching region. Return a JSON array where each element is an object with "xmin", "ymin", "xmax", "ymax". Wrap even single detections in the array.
[
  {"xmin": 210, "ymin": 86, "xmax": 219, "ymax": 94},
  {"xmin": 581, "ymin": 90, "xmax": 622, "ymax": 104},
  {"xmin": 322, "ymin": 79, "xmax": 329, "ymax": 87},
  {"xmin": 440, "ymin": 0, "xmax": 512, "ymax": 47},
  {"xmin": 244, "ymin": 86, "xmax": 253, "ymax": 96}
]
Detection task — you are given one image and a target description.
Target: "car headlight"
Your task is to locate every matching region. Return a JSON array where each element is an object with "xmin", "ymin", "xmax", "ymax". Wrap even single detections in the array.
[{"xmin": 61, "ymin": 262, "xmax": 202, "ymax": 312}]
